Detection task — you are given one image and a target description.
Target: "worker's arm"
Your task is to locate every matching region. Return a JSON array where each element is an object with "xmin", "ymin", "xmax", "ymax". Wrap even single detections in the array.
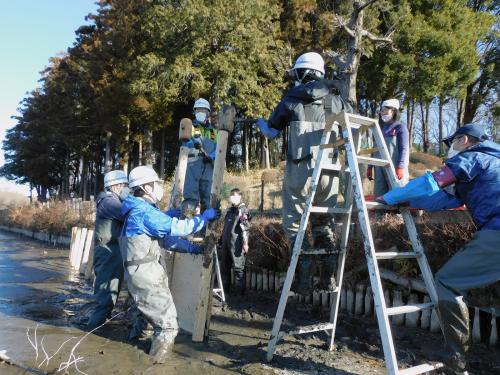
[
  {"xmin": 163, "ymin": 236, "xmax": 203, "ymax": 254},
  {"xmin": 409, "ymin": 189, "xmax": 463, "ymax": 211},
  {"xmin": 142, "ymin": 208, "xmax": 220, "ymax": 238},
  {"xmin": 380, "ymin": 166, "xmax": 457, "ymax": 205}
]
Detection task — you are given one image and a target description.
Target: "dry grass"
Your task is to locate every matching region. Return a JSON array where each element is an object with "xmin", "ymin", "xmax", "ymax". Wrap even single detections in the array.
[{"xmin": 3, "ymin": 201, "xmax": 93, "ymax": 234}]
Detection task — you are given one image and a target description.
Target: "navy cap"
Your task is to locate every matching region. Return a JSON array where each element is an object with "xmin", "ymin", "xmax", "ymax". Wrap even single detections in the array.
[{"xmin": 443, "ymin": 123, "xmax": 490, "ymax": 147}]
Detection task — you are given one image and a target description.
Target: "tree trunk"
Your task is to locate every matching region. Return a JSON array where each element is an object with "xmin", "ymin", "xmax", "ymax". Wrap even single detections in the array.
[
  {"xmin": 457, "ymin": 99, "xmax": 465, "ymax": 128},
  {"xmin": 420, "ymin": 101, "xmax": 430, "ymax": 153},
  {"xmin": 438, "ymin": 97, "xmax": 444, "ymax": 155},
  {"xmin": 104, "ymin": 131, "xmax": 112, "ymax": 173},
  {"xmin": 407, "ymin": 99, "xmax": 415, "ymax": 145},
  {"xmin": 261, "ymin": 136, "xmax": 270, "ymax": 169},
  {"xmin": 160, "ymin": 127, "xmax": 166, "ymax": 179},
  {"xmin": 143, "ymin": 128, "xmax": 154, "ymax": 167},
  {"xmin": 121, "ymin": 120, "xmax": 130, "ymax": 174},
  {"xmin": 79, "ymin": 156, "xmax": 85, "ymax": 198},
  {"xmin": 243, "ymin": 124, "xmax": 249, "ymax": 172}
]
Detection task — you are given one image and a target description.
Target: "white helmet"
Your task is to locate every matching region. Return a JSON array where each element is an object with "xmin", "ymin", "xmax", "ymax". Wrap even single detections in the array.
[
  {"xmin": 104, "ymin": 170, "xmax": 128, "ymax": 188},
  {"xmin": 193, "ymin": 98, "xmax": 211, "ymax": 112},
  {"xmin": 292, "ymin": 52, "xmax": 325, "ymax": 75},
  {"xmin": 381, "ymin": 98, "xmax": 400, "ymax": 110},
  {"xmin": 128, "ymin": 166, "xmax": 160, "ymax": 189}
]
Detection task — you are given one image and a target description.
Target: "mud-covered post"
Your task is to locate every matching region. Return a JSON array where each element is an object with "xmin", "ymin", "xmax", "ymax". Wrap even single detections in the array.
[
  {"xmin": 192, "ymin": 105, "xmax": 235, "ymax": 342},
  {"xmin": 169, "ymin": 118, "xmax": 193, "ymax": 209}
]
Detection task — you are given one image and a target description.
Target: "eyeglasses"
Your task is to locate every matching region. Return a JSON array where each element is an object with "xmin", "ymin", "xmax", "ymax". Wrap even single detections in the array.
[{"xmin": 452, "ymin": 135, "xmax": 465, "ymax": 144}]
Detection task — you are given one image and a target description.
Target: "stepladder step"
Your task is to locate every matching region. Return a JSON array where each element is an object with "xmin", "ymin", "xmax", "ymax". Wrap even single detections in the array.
[
  {"xmin": 301, "ymin": 248, "xmax": 340, "ymax": 255},
  {"xmin": 365, "ymin": 201, "xmax": 399, "ymax": 210},
  {"xmin": 386, "ymin": 302, "xmax": 435, "ymax": 316},
  {"xmin": 398, "ymin": 362, "xmax": 444, "ymax": 375},
  {"xmin": 375, "ymin": 251, "xmax": 419, "ymax": 260},
  {"xmin": 356, "ymin": 155, "xmax": 391, "ymax": 167},
  {"xmin": 309, "ymin": 206, "xmax": 351, "ymax": 214},
  {"xmin": 281, "ymin": 322, "xmax": 336, "ymax": 339}
]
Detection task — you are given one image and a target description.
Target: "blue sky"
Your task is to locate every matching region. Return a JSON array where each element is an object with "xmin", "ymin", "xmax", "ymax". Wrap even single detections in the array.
[{"xmin": 0, "ymin": 0, "xmax": 98, "ymax": 194}]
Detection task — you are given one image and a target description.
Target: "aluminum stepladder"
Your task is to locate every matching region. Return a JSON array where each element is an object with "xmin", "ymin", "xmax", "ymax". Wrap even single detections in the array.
[
  {"xmin": 266, "ymin": 111, "xmax": 444, "ymax": 375},
  {"xmin": 213, "ymin": 248, "xmax": 226, "ymax": 303}
]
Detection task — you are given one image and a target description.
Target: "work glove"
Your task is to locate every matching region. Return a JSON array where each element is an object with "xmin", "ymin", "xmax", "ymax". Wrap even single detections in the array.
[
  {"xmin": 182, "ymin": 140, "xmax": 195, "ymax": 148},
  {"xmin": 382, "ymin": 172, "xmax": 439, "ymax": 205},
  {"xmin": 395, "ymin": 167, "xmax": 405, "ymax": 180},
  {"xmin": 192, "ymin": 136, "xmax": 202, "ymax": 150},
  {"xmin": 201, "ymin": 208, "xmax": 221, "ymax": 222},
  {"xmin": 163, "ymin": 235, "xmax": 203, "ymax": 254},
  {"xmin": 366, "ymin": 166, "xmax": 373, "ymax": 181},
  {"xmin": 165, "ymin": 208, "xmax": 181, "ymax": 218},
  {"xmin": 256, "ymin": 118, "xmax": 280, "ymax": 139},
  {"xmin": 209, "ymin": 149, "xmax": 216, "ymax": 161}
]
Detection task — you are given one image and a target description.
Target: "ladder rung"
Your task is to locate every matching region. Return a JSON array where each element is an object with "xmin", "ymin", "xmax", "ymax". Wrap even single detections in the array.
[
  {"xmin": 344, "ymin": 113, "xmax": 378, "ymax": 127},
  {"xmin": 320, "ymin": 163, "xmax": 342, "ymax": 171},
  {"xmin": 375, "ymin": 252, "xmax": 418, "ymax": 260},
  {"xmin": 357, "ymin": 156, "xmax": 391, "ymax": 167},
  {"xmin": 386, "ymin": 302, "xmax": 435, "ymax": 316},
  {"xmin": 285, "ymin": 323, "xmax": 336, "ymax": 336},
  {"xmin": 302, "ymin": 249, "xmax": 339, "ymax": 255},
  {"xmin": 310, "ymin": 206, "xmax": 351, "ymax": 214},
  {"xmin": 365, "ymin": 201, "xmax": 398, "ymax": 210},
  {"xmin": 398, "ymin": 363, "xmax": 444, "ymax": 375}
]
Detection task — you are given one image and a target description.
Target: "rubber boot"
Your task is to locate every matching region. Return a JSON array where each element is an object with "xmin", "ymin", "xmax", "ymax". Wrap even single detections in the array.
[
  {"xmin": 426, "ymin": 347, "xmax": 467, "ymax": 374},
  {"xmin": 149, "ymin": 330, "xmax": 177, "ymax": 364},
  {"xmin": 318, "ymin": 253, "xmax": 338, "ymax": 291},
  {"xmin": 128, "ymin": 314, "xmax": 153, "ymax": 343}
]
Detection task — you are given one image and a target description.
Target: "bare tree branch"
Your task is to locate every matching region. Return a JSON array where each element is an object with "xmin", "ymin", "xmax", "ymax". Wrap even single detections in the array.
[
  {"xmin": 358, "ymin": 0, "xmax": 379, "ymax": 13},
  {"xmin": 323, "ymin": 50, "xmax": 348, "ymax": 71},
  {"xmin": 333, "ymin": 13, "xmax": 356, "ymax": 38},
  {"xmin": 360, "ymin": 29, "xmax": 393, "ymax": 44}
]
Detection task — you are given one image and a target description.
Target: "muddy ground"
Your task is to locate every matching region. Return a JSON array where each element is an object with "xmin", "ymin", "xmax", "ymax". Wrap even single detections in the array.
[{"xmin": 1, "ymin": 230, "xmax": 499, "ymax": 375}]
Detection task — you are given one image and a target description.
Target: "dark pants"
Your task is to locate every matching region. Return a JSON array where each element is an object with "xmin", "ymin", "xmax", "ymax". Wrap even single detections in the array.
[
  {"xmin": 435, "ymin": 229, "xmax": 500, "ymax": 356},
  {"xmin": 88, "ymin": 243, "xmax": 124, "ymax": 326},
  {"xmin": 218, "ymin": 244, "xmax": 246, "ymax": 294}
]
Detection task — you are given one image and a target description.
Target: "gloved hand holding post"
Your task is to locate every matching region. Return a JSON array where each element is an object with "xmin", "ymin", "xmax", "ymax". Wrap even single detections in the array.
[
  {"xmin": 163, "ymin": 235, "xmax": 203, "ymax": 254},
  {"xmin": 257, "ymin": 118, "xmax": 280, "ymax": 139},
  {"xmin": 165, "ymin": 208, "xmax": 181, "ymax": 218},
  {"xmin": 201, "ymin": 208, "xmax": 221, "ymax": 222}
]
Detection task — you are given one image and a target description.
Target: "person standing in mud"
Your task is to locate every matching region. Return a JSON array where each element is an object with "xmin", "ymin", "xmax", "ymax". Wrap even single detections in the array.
[
  {"xmin": 120, "ymin": 166, "xmax": 220, "ymax": 363},
  {"xmin": 87, "ymin": 170, "xmax": 129, "ymax": 329},
  {"xmin": 181, "ymin": 98, "xmax": 218, "ymax": 217},
  {"xmin": 256, "ymin": 52, "xmax": 352, "ymax": 294},
  {"xmin": 366, "ymin": 98, "xmax": 409, "ymax": 193},
  {"xmin": 378, "ymin": 123, "xmax": 500, "ymax": 374},
  {"xmin": 218, "ymin": 188, "xmax": 251, "ymax": 295}
]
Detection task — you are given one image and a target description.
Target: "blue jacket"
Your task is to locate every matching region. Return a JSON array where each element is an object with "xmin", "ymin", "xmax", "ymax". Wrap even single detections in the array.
[
  {"xmin": 121, "ymin": 195, "xmax": 205, "ymax": 238},
  {"xmin": 96, "ymin": 191, "xmax": 124, "ymax": 222},
  {"xmin": 411, "ymin": 140, "xmax": 500, "ymax": 230}
]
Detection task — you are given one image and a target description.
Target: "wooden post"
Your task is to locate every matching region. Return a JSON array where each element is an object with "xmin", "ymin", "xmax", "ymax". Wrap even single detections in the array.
[
  {"xmin": 169, "ymin": 118, "xmax": 193, "ymax": 209},
  {"xmin": 392, "ymin": 290, "xmax": 405, "ymax": 326},
  {"xmin": 364, "ymin": 286, "xmax": 373, "ymax": 316},
  {"xmin": 269, "ymin": 270, "xmax": 275, "ymax": 292},
  {"xmin": 70, "ymin": 228, "xmax": 83, "ymax": 267},
  {"xmin": 490, "ymin": 308, "xmax": 497, "ymax": 347},
  {"xmin": 69, "ymin": 226, "xmax": 78, "ymax": 262},
  {"xmin": 354, "ymin": 284, "xmax": 365, "ymax": 315},
  {"xmin": 192, "ymin": 106, "xmax": 235, "ymax": 342},
  {"xmin": 405, "ymin": 294, "xmax": 419, "ymax": 328},
  {"xmin": 262, "ymin": 269, "xmax": 269, "ymax": 292},
  {"xmin": 73, "ymin": 228, "xmax": 88, "ymax": 270},
  {"xmin": 346, "ymin": 288, "xmax": 354, "ymax": 314},
  {"xmin": 430, "ymin": 308, "xmax": 441, "ymax": 333},
  {"xmin": 420, "ymin": 296, "xmax": 431, "ymax": 330},
  {"xmin": 79, "ymin": 229, "xmax": 94, "ymax": 275},
  {"xmin": 472, "ymin": 307, "xmax": 481, "ymax": 343}
]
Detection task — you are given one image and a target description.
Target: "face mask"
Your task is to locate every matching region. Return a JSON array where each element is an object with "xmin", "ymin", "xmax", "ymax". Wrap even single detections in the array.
[
  {"xmin": 229, "ymin": 195, "xmax": 241, "ymax": 206},
  {"xmin": 152, "ymin": 183, "xmax": 164, "ymax": 202},
  {"xmin": 381, "ymin": 114, "xmax": 393, "ymax": 123},
  {"xmin": 195, "ymin": 112, "xmax": 207, "ymax": 123},
  {"xmin": 119, "ymin": 186, "xmax": 130, "ymax": 201},
  {"xmin": 447, "ymin": 144, "xmax": 460, "ymax": 159}
]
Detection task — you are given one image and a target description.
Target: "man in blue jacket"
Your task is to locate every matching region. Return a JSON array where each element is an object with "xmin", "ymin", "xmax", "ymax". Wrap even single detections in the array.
[
  {"xmin": 257, "ymin": 52, "xmax": 352, "ymax": 294},
  {"xmin": 120, "ymin": 166, "xmax": 219, "ymax": 363},
  {"xmin": 379, "ymin": 123, "xmax": 500, "ymax": 374},
  {"xmin": 87, "ymin": 170, "xmax": 129, "ymax": 329}
]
